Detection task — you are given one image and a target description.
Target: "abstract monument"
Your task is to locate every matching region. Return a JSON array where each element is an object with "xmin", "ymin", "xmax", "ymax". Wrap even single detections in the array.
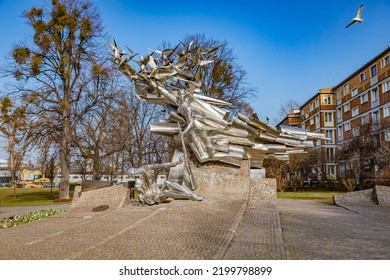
[{"xmin": 110, "ymin": 40, "xmax": 326, "ymax": 205}]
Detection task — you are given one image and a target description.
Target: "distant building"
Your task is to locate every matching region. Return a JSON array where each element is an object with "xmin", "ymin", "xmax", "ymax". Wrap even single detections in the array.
[
  {"xmin": 300, "ymin": 88, "xmax": 337, "ymax": 181},
  {"xmin": 0, "ymin": 159, "xmax": 7, "ymax": 168},
  {"xmin": 276, "ymin": 109, "xmax": 301, "ymax": 128},
  {"xmin": 0, "ymin": 159, "xmax": 11, "ymax": 186}
]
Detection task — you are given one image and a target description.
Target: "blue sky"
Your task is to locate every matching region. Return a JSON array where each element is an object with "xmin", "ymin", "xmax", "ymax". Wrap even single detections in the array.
[{"xmin": 1, "ymin": 0, "xmax": 390, "ymax": 126}]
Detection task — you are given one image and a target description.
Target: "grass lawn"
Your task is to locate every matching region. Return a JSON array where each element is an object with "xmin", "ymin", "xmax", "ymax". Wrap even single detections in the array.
[
  {"xmin": 277, "ymin": 189, "xmax": 346, "ymax": 205},
  {"xmin": 0, "ymin": 187, "xmax": 74, "ymax": 207}
]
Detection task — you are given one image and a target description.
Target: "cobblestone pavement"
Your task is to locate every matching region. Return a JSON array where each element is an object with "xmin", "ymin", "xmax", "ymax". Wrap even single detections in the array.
[
  {"xmin": 0, "ymin": 196, "xmax": 389, "ymax": 260},
  {"xmin": 278, "ymin": 199, "xmax": 390, "ymax": 260}
]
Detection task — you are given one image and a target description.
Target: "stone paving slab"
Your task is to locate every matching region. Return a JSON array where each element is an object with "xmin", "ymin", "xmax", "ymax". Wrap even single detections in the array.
[{"xmin": 277, "ymin": 199, "xmax": 390, "ymax": 260}]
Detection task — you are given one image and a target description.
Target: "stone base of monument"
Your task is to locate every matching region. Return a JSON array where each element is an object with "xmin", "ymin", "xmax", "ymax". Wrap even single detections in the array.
[
  {"xmin": 81, "ymin": 180, "xmax": 113, "ymax": 191},
  {"xmin": 191, "ymin": 159, "xmax": 276, "ymax": 205},
  {"xmin": 70, "ymin": 183, "xmax": 130, "ymax": 212}
]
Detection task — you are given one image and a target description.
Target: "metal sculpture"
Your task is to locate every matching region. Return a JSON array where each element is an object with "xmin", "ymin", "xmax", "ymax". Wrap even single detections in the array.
[
  {"xmin": 110, "ymin": 39, "xmax": 326, "ymax": 205},
  {"xmin": 130, "ymin": 157, "xmax": 203, "ymax": 205}
]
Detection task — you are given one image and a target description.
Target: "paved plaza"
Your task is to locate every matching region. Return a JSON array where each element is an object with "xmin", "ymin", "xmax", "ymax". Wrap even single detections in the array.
[{"xmin": 0, "ymin": 193, "xmax": 389, "ymax": 260}]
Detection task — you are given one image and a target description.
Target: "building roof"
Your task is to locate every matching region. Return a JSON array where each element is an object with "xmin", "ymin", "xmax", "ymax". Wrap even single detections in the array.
[
  {"xmin": 333, "ymin": 45, "xmax": 390, "ymax": 89},
  {"xmin": 300, "ymin": 88, "xmax": 334, "ymax": 110}
]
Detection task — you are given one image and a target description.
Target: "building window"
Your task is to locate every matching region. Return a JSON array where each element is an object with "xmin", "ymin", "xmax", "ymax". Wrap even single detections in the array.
[
  {"xmin": 371, "ymin": 64, "xmax": 377, "ymax": 77},
  {"xmin": 361, "ymin": 114, "xmax": 369, "ymax": 124},
  {"xmin": 327, "ymin": 165, "xmax": 336, "ymax": 178},
  {"xmin": 310, "ymin": 102, "xmax": 314, "ymax": 111},
  {"xmin": 344, "ymin": 122, "xmax": 351, "ymax": 131},
  {"xmin": 384, "ymin": 105, "xmax": 390, "ymax": 118},
  {"xmin": 360, "ymin": 92, "xmax": 368, "ymax": 103},
  {"xmin": 315, "ymin": 115, "xmax": 320, "ymax": 128},
  {"xmin": 382, "ymin": 80, "xmax": 390, "ymax": 93},
  {"xmin": 353, "ymin": 127, "xmax": 360, "ymax": 137},
  {"xmin": 325, "ymin": 130, "xmax": 334, "ymax": 143},
  {"xmin": 371, "ymin": 88, "xmax": 379, "ymax": 107},
  {"xmin": 381, "ymin": 55, "xmax": 390, "ymax": 68},
  {"xmin": 325, "ymin": 112, "xmax": 333, "ymax": 122},
  {"xmin": 326, "ymin": 148, "xmax": 334, "ymax": 162},
  {"xmin": 372, "ymin": 111, "xmax": 380, "ymax": 122},
  {"xmin": 360, "ymin": 71, "xmax": 366, "ymax": 82},
  {"xmin": 343, "ymin": 83, "xmax": 349, "ymax": 96},
  {"xmin": 338, "ymin": 126, "xmax": 343, "ymax": 140},
  {"xmin": 336, "ymin": 89, "xmax": 341, "ymax": 101},
  {"xmin": 352, "ymin": 106, "xmax": 359, "ymax": 117},
  {"xmin": 310, "ymin": 118, "xmax": 314, "ymax": 125},
  {"xmin": 323, "ymin": 95, "xmax": 332, "ymax": 105},
  {"xmin": 372, "ymin": 111, "xmax": 380, "ymax": 131},
  {"xmin": 344, "ymin": 103, "xmax": 350, "ymax": 112},
  {"xmin": 315, "ymin": 98, "xmax": 319, "ymax": 108},
  {"xmin": 337, "ymin": 108, "xmax": 342, "ymax": 122},
  {"xmin": 305, "ymin": 112, "xmax": 309, "ymax": 119},
  {"xmin": 385, "ymin": 129, "xmax": 390, "ymax": 142},
  {"xmin": 351, "ymin": 88, "xmax": 358, "ymax": 97}
]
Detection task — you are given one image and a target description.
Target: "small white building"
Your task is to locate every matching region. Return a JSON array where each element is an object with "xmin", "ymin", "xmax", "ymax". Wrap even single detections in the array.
[{"xmin": 0, "ymin": 159, "xmax": 7, "ymax": 168}]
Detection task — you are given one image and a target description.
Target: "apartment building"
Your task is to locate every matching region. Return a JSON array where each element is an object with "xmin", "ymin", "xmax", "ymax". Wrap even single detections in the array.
[
  {"xmin": 278, "ymin": 46, "xmax": 390, "ymax": 185},
  {"xmin": 334, "ymin": 46, "xmax": 390, "ymax": 182},
  {"xmin": 300, "ymin": 88, "xmax": 337, "ymax": 180}
]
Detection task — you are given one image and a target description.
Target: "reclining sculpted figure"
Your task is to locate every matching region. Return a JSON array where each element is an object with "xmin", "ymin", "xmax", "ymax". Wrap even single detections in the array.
[
  {"xmin": 130, "ymin": 157, "xmax": 203, "ymax": 205},
  {"xmin": 111, "ymin": 39, "xmax": 327, "ymax": 205}
]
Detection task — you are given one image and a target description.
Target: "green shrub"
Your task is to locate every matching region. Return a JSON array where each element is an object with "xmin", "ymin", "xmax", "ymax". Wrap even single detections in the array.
[{"xmin": 0, "ymin": 208, "xmax": 66, "ymax": 229}]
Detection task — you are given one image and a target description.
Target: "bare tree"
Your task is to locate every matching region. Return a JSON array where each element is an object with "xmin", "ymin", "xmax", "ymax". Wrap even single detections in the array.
[
  {"xmin": 336, "ymin": 124, "xmax": 380, "ymax": 190},
  {"xmin": 273, "ymin": 99, "xmax": 301, "ymax": 125},
  {"xmin": 126, "ymin": 93, "xmax": 170, "ymax": 167},
  {"xmin": 0, "ymin": 97, "xmax": 27, "ymax": 196},
  {"xmin": 376, "ymin": 140, "xmax": 390, "ymax": 172},
  {"xmin": 263, "ymin": 158, "xmax": 289, "ymax": 192},
  {"xmin": 4, "ymin": 0, "xmax": 107, "ymax": 199},
  {"xmin": 75, "ymin": 80, "xmax": 130, "ymax": 180}
]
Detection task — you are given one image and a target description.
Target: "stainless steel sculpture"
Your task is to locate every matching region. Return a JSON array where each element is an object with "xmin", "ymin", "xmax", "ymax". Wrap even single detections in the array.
[
  {"xmin": 130, "ymin": 157, "xmax": 203, "ymax": 205},
  {"xmin": 111, "ymin": 39, "xmax": 326, "ymax": 205}
]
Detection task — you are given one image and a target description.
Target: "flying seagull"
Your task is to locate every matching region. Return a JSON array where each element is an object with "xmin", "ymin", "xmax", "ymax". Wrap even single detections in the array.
[{"xmin": 346, "ymin": 3, "xmax": 364, "ymax": 28}]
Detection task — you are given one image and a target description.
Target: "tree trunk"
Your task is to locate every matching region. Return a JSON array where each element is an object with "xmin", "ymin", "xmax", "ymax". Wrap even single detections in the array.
[
  {"xmin": 8, "ymin": 136, "xmax": 17, "ymax": 198},
  {"xmin": 59, "ymin": 136, "xmax": 70, "ymax": 199},
  {"xmin": 59, "ymin": 105, "xmax": 71, "ymax": 200},
  {"xmin": 93, "ymin": 149, "xmax": 101, "ymax": 180}
]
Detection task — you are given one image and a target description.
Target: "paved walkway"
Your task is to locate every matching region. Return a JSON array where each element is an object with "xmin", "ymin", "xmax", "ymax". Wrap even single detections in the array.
[
  {"xmin": 0, "ymin": 196, "xmax": 389, "ymax": 260},
  {"xmin": 278, "ymin": 199, "xmax": 390, "ymax": 259}
]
